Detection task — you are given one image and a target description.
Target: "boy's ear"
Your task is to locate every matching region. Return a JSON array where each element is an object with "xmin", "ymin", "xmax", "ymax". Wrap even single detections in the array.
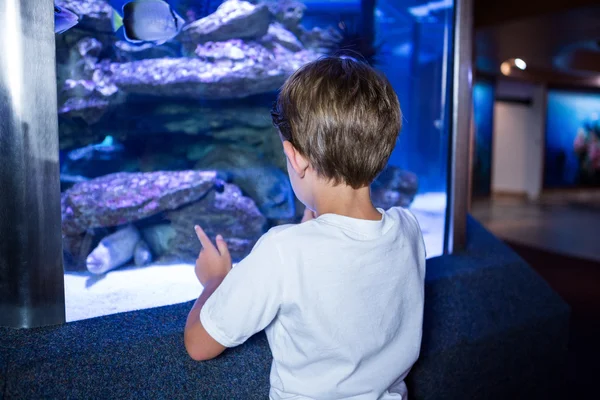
[{"xmin": 283, "ymin": 141, "xmax": 309, "ymax": 177}]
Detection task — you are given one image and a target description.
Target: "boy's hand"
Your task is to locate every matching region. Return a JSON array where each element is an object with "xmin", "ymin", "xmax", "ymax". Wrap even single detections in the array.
[
  {"xmin": 194, "ymin": 225, "xmax": 232, "ymax": 286},
  {"xmin": 301, "ymin": 208, "xmax": 316, "ymax": 223}
]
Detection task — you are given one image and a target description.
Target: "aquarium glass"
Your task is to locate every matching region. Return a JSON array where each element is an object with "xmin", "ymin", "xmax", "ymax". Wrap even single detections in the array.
[
  {"xmin": 472, "ymin": 80, "xmax": 495, "ymax": 196},
  {"xmin": 544, "ymin": 89, "xmax": 600, "ymax": 188},
  {"xmin": 55, "ymin": 0, "xmax": 454, "ymax": 321}
]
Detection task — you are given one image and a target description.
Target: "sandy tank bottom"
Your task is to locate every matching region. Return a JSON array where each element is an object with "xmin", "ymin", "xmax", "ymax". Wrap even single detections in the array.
[{"xmin": 65, "ymin": 192, "xmax": 447, "ymax": 322}]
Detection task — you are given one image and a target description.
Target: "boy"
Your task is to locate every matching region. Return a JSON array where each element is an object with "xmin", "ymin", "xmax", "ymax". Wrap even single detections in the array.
[{"xmin": 184, "ymin": 56, "xmax": 426, "ymax": 400}]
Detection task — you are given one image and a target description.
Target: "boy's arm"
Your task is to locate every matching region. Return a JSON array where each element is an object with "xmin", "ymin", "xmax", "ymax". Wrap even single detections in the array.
[
  {"xmin": 184, "ymin": 277, "xmax": 227, "ymax": 361},
  {"xmin": 184, "ymin": 228, "xmax": 285, "ymax": 361}
]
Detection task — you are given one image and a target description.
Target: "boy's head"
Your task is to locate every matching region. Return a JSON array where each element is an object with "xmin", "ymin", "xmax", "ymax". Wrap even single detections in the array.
[{"xmin": 271, "ymin": 56, "xmax": 402, "ymax": 208}]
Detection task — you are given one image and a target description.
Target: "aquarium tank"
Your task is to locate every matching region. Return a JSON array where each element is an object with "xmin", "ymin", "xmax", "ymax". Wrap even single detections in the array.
[
  {"xmin": 544, "ymin": 89, "xmax": 600, "ymax": 188},
  {"xmin": 54, "ymin": 0, "xmax": 454, "ymax": 321}
]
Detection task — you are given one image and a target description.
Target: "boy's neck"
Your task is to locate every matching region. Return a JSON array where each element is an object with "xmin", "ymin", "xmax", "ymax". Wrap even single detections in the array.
[{"xmin": 312, "ymin": 184, "xmax": 381, "ymax": 221}]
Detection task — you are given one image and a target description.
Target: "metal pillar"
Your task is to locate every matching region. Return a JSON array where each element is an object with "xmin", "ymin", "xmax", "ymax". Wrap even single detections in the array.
[
  {"xmin": 445, "ymin": 0, "xmax": 473, "ymax": 253},
  {"xmin": 0, "ymin": 0, "xmax": 65, "ymax": 328}
]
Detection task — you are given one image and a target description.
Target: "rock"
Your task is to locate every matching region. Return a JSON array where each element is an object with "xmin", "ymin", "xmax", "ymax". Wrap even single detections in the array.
[
  {"xmin": 58, "ymin": 95, "xmax": 112, "ymax": 125},
  {"xmin": 60, "ymin": 170, "xmax": 270, "ymax": 269},
  {"xmin": 107, "ymin": 48, "xmax": 320, "ymax": 100},
  {"xmin": 77, "ymin": 37, "xmax": 103, "ymax": 59},
  {"xmin": 179, "ymin": 0, "xmax": 271, "ymax": 46},
  {"xmin": 55, "ymin": 0, "xmax": 330, "ymax": 122},
  {"xmin": 299, "ymin": 26, "xmax": 344, "ymax": 53},
  {"xmin": 371, "ymin": 166, "xmax": 419, "ymax": 209},
  {"xmin": 165, "ymin": 183, "xmax": 267, "ymax": 263},
  {"xmin": 63, "ymin": 227, "xmax": 111, "ymax": 271},
  {"xmin": 113, "ymin": 41, "xmax": 181, "ymax": 62},
  {"xmin": 57, "ymin": 47, "xmax": 319, "ymax": 114},
  {"xmin": 237, "ymin": 165, "xmax": 295, "ymax": 220},
  {"xmin": 86, "ymin": 224, "xmax": 141, "ymax": 274},
  {"xmin": 57, "ymin": 39, "xmax": 123, "ymax": 124},
  {"xmin": 61, "ymin": 170, "xmax": 218, "ymax": 236},
  {"xmin": 55, "ymin": 0, "xmax": 113, "ymax": 32},
  {"xmin": 193, "ymin": 144, "xmax": 294, "ymax": 220},
  {"xmin": 262, "ymin": 22, "xmax": 304, "ymax": 52},
  {"xmin": 265, "ymin": 0, "xmax": 306, "ymax": 36},
  {"xmin": 192, "ymin": 143, "xmax": 263, "ymax": 167}
]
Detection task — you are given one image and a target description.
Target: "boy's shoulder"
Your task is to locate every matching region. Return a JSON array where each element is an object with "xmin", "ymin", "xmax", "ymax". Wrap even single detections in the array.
[
  {"xmin": 250, "ymin": 222, "xmax": 298, "ymax": 250},
  {"xmin": 259, "ymin": 206, "xmax": 421, "ymax": 243},
  {"xmin": 386, "ymin": 206, "xmax": 421, "ymax": 228}
]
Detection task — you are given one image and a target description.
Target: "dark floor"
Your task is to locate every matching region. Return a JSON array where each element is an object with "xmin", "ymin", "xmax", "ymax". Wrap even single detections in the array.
[
  {"xmin": 471, "ymin": 195, "xmax": 600, "ymax": 399},
  {"xmin": 471, "ymin": 195, "xmax": 600, "ymax": 262}
]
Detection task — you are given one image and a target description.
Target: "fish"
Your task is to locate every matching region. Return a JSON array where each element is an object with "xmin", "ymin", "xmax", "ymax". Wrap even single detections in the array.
[
  {"xmin": 54, "ymin": 3, "xmax": 79, "ymax": 34},
  {"xmin": 86, "ymin": 225, "xmax": 141, "ymax": 275},
  {"xmin": 66, "ymin": 136, "xmax": 124, "ymax": 163},
  {"xmin": 60, "ymin": 173, "xmax": 89, "ymax": 183},
  {"xmin": 133, "ymin": 239, "xmax": 153, "ymax": 267},
  {"xmin": 111, "ymin": 0, "xmax": 186, "ymax": 45}
]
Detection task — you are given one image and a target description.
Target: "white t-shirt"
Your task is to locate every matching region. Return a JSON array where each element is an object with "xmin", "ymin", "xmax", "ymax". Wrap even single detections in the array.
[{"xmin": 200, "ymin": 206, "xmax": 426, "ymax": 400}]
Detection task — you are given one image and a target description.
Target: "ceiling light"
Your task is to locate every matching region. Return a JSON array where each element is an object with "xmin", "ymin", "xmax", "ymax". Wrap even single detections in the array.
[
  {"xmin": 514, "ymin": 58, "xmax": 527, "ymax": 70},
  {"xmin": 500, "ymin": 61, "xmax": 511, "ymax": 76}
]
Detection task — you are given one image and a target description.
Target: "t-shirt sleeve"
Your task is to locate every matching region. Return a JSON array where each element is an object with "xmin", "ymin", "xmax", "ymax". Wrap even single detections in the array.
[
  {"xmin": 401, "ymin": 207, "xmax": 427, "ymax": 259},
  {"xmin": 199, "ymin": 230, "xmax": 284, "ymax": 348}
]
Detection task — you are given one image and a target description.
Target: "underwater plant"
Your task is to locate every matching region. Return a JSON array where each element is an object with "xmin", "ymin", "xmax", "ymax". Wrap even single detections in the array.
[
  {"xmin": 323, "ymin": 0, "xmax": 386, "ymax": 66},
  {"xmin": 326, "ymin": 17, "xmax": 387, "ymax": 66}
]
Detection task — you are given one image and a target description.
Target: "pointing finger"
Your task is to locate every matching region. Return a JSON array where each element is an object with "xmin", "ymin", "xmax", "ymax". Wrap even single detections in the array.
[{"xmin": 195, "ymin": 225, "xmax": 216, "ymax": 252}]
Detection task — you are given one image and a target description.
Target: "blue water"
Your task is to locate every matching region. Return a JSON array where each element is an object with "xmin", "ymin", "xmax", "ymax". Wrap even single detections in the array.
[
  {"xmin": 55, "ymin": 0, "xmax": 453, "ymax": 280},
  {"xmin": 544, "ymin": 90, "xmax": 600, "ymax": 187}
]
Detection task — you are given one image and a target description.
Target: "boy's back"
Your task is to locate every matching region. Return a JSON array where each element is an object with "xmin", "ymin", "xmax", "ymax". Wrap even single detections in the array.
[
  {"xmin": 200, "ymin": 206, "xmax": 426, "ymax": 399},
  {"xmin": 185, "ymin": 56, "xmax": 426, "ymax": 399}
]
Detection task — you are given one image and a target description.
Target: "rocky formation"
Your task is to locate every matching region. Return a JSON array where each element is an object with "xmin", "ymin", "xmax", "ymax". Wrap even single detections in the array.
[
  {"xmin": 165, "ymin": 183, "xmax": 267, "ymax": 263},
  {"xmin": 178, "ymin": 0, "xmax": 271, "ymax": 46},
  {"xmin": 56, "ymin": 0, "xmax": 336, "ymax": 125},
  {"xmin": 106, "ymin": 49, "xmax": 318, "ymax": 100},
  {"xmin": 194, "ymin": 144, "xmax": 293, "ymax": 220},
  {"xmin": 61, "ymin": 170, "xmax": 218, "ymax": 236},
  {"xmin": 61, "ymin": 170, "xmax": 266, "ymax": 271}
]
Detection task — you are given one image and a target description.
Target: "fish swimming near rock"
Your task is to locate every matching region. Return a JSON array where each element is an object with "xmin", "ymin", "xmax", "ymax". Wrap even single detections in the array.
[
  {"xmin": 66, "ymin": 136, "xmax": 124, "ymax": 163},
  {"xmin": 111, "ymin": 0, "xmax": 186, "ymax": 45},
  {"xmin": 86, "ymin": 225, "xmax": 141, "ymax": 275},
  {"xmin": 54, "ymin": 3, "xmax": 79, "ymax": 34},
  {"xmin": 134, "ymin": 239, "xmax": 153, "ymax": 267}
]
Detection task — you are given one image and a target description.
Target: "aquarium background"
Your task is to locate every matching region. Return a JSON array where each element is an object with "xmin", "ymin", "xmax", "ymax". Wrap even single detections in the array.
[
  {"xmin": 54, "ymin": 0, "xmax": 453, "ymax": 321},
  {"xmin": 544, "ymin": 89, "xmax": 600, "ymax": 188},
  {"xmin": 472, "ymin": 80, "xmax": 495, "ymax": 196}
]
